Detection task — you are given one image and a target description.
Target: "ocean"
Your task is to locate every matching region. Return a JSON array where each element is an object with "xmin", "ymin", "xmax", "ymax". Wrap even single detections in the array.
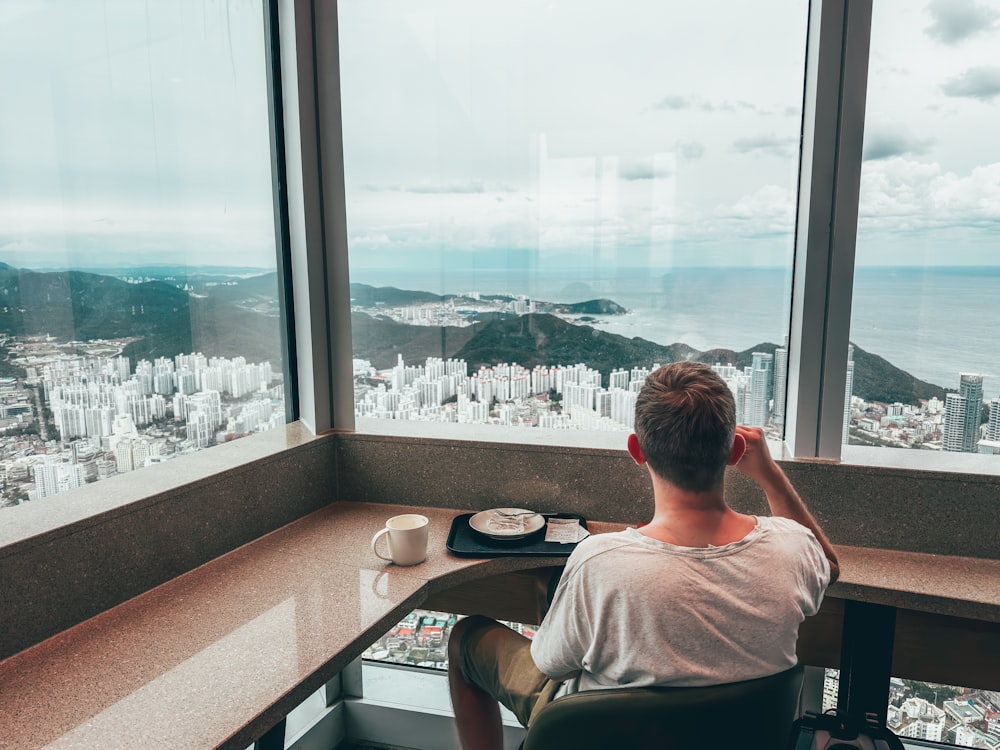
[{"xmin": 349, "ymin": 265, "xmax": 1000, "ymax": 396}]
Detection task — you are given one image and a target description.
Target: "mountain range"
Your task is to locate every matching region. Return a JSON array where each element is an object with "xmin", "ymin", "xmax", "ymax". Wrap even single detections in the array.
[
  {"xmin": 0, "ymin": 264, "xmax": 282, "ymax": 366},
  {"xmin": 0, "ymin": 265, "xmax": 948, "ymax": 406},
  {"xmin": 353, "ymin": 310, "xmax": 947, "ymax": 404}
]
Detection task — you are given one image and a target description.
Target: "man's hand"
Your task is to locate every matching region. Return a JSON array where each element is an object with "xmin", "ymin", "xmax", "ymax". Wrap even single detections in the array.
[{"xmin": 732, "ymin": 425, "xmax": 782, "ymax": 492}]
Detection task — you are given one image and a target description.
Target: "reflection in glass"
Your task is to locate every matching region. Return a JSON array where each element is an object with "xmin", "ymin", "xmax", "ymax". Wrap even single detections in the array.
[
  {"xmin": 362, "ymin": 609, "xmax": 535, "ymax": 672},
  {"xmin": 0, "ymin": 1, "xmax": 285, "ymax": 510},
  {"xmin": 340, "ymin": 0, "xmax": 804, "ymax": 440},
  {"xmin": 846, "ymin": 0, "xmax": 1000, "ymax": 461},
  {"xmin": 823, "ymin": 670, "xmax": 1000, "ymax": 747}
]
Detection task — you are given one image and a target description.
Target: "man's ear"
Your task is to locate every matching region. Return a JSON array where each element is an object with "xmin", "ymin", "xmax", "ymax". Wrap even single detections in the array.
[
  {"xmin": 728, "ymin": 432, "xmax": 747, "ymax": 466},
  {"xmin": 627, "ymin": 433, "xmax": 646, "ymax": 465}
]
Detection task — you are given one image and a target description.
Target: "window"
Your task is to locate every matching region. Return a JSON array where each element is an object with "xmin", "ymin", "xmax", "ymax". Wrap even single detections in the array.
[
  {"xmin": 363, "ymin": 609, "xmax": 463, "ymax": 670},
  {"xmin": 0, "ymin": 0, "xmax": 287, "ymax": 510},
  {"xmin": 340, "ymin": 0, "xmax": 805, "ymax": 443},
  {"xmin": 843, "ymin": 0, "xmax": 1000, "ymax": 470},
  {"xmin": 823, "ymin": 671, "xmax": 1000, "ymax": 748}
]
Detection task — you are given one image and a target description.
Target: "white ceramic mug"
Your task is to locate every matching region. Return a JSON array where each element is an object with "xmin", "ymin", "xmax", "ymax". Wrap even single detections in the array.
[{"xmin": 371, "ymin": 514, "xmax": 429, "ymax": 566}]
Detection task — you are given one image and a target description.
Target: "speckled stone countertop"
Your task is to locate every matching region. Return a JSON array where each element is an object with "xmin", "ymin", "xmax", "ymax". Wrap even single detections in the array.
[
  {"xmin": 1, "ymin": 501, "xmax": 997, "ymax": 750},
  {"xmin": 831, "ymin": 544, "xmax": 1000, "ymax": 623}
]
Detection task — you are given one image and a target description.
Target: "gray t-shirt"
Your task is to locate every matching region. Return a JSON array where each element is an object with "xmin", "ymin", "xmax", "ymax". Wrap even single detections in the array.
[{"xmin": 529, "ymin": 516, "xmax": 830, "ymax": 697}]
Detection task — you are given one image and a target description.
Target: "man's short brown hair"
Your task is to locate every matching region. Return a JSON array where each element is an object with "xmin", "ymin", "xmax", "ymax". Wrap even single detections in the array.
[{"xmin": 633, "ymin": 362, "xmax": 736, "ymax": 491}]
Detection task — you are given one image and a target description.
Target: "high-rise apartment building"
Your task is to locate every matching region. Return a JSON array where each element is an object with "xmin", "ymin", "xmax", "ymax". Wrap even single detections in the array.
[
  {"xmin": 609, "ymin": 369, "xmax": 629, "ymax": 390},
  {"xmin": 943, "ymin": 394, "xmax": 967, "ymax": 452},
  {"xmin": 749, "ymin": 352, "xmax": 774, "ymax": 427},
  {"xmin": 944, "ymin": 374, "xmax": 984, "ymax": 452},
  {"xmin": 33, "ymin": 460, "xmax": 85, "ymax": 499},
  {"xmin": 961, "ymin": 374, "xmax": 984, "ymax": 451},
  {"xmin": 773, "ymin": 345, "xmax": 788, "ymax": 425},
  {"xmin": 843, "ymin": 345, "xmax": 855, "ymax": 444},
  {"xmin": 988, "ymin": 399, "xmax": 1000, "ymax": 441}
]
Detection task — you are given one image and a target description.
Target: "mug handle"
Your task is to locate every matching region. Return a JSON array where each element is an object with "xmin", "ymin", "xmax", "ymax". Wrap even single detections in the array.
[{"xmin": 371, "ymin": 527, "xmax": 393, "ymax": 562}]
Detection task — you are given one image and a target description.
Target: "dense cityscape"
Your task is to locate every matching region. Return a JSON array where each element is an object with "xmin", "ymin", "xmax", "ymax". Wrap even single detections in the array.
[
  {"xmin": 0, "ymin": 334, "xmax": 283, "ymax": 508},
  {"xmin": 850, "ymin": 370, "xmax": 1000, "ymax": 455},
  {"xmin": 353, "ymin": 298, "xmax": 1000, "ymax": 457},
  {"xmin": 6, "ymin": 292, "xmax": 999, "ymax": 512}
]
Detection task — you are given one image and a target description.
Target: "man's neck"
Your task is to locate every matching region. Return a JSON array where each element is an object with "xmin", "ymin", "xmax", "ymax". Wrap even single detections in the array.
[{"xmin": 639, "ymin": 479, "xmax": 756, "ymax": 548}]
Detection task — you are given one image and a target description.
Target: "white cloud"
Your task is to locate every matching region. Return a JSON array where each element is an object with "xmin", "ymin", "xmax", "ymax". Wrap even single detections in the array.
[
  {"xmin": 363, "ymin": 181, "xmax": 517, "ymax": 195},
  {"xmin": 863, "ymin": 126, "xmax": 935, "ymax": 161},
  {"xmin": 925, "ymin": 0, "xmax": 1000, "ymax": 44},
  {"xmin": 859, "ymin": 157, "xmax": 1000, "ymax": 231},
  {"xmin": 707, "ymin": 185, "xmax": 796, "ymax": 238},
  {"xmin": 941, "ymin": 66, "xmax": 1000, "ymax": 101},
  {"xmin": 0, "ymin": 201, "xmax": 276, "ymax": 268},
  {"xmin": 732, "ymin": 135, "xmax": 798, "ymax": 159},
  {"xmin": 619, "ymin": 160, "xmax": 673, "ymax": 181},
  {"xmin": 648, "ymin": 95, "xmax": 791, "ymax": 116},
  {"xmin": 677, "ymin": 141, "xmax": 706, "ymax": 160}
]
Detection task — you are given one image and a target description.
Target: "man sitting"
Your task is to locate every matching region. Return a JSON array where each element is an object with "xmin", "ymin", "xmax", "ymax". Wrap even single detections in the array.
[{"xmin": 448, "ymin": 361, "xmax": 839, "ymax": 750}]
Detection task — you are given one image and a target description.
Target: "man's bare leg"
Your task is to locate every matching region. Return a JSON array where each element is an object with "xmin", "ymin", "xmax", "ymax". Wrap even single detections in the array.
[{"xmin": 448, "ymin": 616, "xmax": 504, "ymax": 750}]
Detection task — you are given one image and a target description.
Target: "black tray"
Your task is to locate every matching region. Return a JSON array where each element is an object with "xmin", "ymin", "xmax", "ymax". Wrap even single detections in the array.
[{"xmin": 446, "ymin": 512, "xmax": 588, "ymax": 558}]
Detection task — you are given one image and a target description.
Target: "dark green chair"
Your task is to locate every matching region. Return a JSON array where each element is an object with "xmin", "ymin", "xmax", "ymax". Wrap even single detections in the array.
[{"xmin": 521, "ymin": 664, "xmax": 804, "ymax": 750}]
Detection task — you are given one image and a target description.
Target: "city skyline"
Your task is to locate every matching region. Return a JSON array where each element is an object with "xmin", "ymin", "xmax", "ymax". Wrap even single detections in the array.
[
  {"xmin": 354, "ymin": 346, "xmax": 1000, "ymax": 458},
  {"xmin": 7, "ymin": 320, "xmax": 999, "ymax": 512},
  {"xmin": 0, "ymin": 341, "xmax": 283, "ymax": 509}
]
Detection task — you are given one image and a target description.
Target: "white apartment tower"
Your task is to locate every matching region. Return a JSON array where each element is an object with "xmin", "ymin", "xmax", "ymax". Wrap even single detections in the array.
[
  {"xmin": 773, "ymin": 345, "xmax": 788, "ymax": 425},
  {"xmin": 961, "ymin": 373, "xmax": 984, "ymax": 450},
  {"xmin": 749, "ymin": 352, "xmax": 774, "ymax": 428},
  {"xmin": 609, "ymin": 369, "xmax": 629, "ymax": 390},
  {"xmin": 987, "ymin": 398, "xmax": 1000, "ymax": 441},
  {"xmin": 944, "ymin": 373, "xmax": 984, "ymax": 452},
  {"xmin": 34, "ymin": 461, "xmax": 86, "ymax": 499},
  {"xmin": 843, "ymin": 345, "xmax": 855, "ymax": 444},
  {"xmin": 899, "ymin": 698, "xmax": 945, "ymax": 743},
  {"xmin": 943, "ymin": 393, "xmax": 967, "ymax": 451}
]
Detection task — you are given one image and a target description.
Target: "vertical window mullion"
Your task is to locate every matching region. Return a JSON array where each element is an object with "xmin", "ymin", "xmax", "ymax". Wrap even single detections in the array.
[
  {"xmin": 264, "ymin": 0, "xmax": 300, "ymax": 426},
  {"xmin": 786, "ymin": 0, "xmax": 872, "ymax": 459},
  {"xmin": 312, "ymin": 0, "xmax": 356, "ymax": 433},
  {"xmin": 277, "ymin": 0, "xmax": 344, "ymax": 434}
]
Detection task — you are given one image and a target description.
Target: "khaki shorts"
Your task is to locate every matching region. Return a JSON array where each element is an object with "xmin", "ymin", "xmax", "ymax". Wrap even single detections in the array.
[{"xmin": 459, "ymin": 617, "xmax": 563, "ymax": 727}]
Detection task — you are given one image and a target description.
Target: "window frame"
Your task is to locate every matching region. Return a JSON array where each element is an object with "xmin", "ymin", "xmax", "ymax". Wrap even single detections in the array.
[
  {"xmin": 277, "ymin": 0, "xmax": 354, "ymax": 435},
  {"xmin": 785, "ymin": 0, "xmax": 871, "ymax": 460}
]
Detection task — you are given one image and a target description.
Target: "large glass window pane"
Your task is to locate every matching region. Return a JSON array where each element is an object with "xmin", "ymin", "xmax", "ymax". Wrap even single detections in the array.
[
  {"xmin": 823, "ymin": 671, "xmax": 1000, "ymax": 748},
  {"xmin": 845, "ymin": 0, "xmax": 1000, "ymax": 472},
  {"xmin": 0, "ymin": 1, "xmax": 287, "ymax": 512},
  {"xmin": 341, "ymin": 0, "xmax": 804, "ymax": 444}
]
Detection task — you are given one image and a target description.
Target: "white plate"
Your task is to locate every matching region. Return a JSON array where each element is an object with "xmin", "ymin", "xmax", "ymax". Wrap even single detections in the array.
[{"xmin": 469, "ymin": 508, "xmax": 545, "ymax": 540}]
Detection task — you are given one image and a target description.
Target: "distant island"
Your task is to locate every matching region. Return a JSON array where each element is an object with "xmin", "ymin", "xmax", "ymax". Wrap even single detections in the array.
[{"xmin": 348, "ymin": 282, "xmax": 627, "ymax": 317}]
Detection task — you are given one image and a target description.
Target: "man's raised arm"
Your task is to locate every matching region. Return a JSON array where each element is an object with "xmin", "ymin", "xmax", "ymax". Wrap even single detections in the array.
[{"xmin": 733, "ymin": 426, "xmax": 840, "ymax": 583}]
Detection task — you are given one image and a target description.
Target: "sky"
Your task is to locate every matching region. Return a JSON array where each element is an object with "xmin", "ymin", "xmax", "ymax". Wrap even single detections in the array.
[
  {"xmin": 0, "ymin": 0, "xmax": 998, "ymax": 272},
  {"xmin": 855, "ymin": 0, "xmax": 1000, "ymax": 266},
  {"xmin": 338, "ymin": 0, "xmax": 1000, "ymax": 271},
  {"xmin": 0, "ymin": 0, "xmax": 276, "ymax": 270}
]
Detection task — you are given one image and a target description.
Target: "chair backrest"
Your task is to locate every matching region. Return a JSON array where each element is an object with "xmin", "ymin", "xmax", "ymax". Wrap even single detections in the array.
[{"xmin": 521, "ymin": 664, "xmax": 804, "ymax": 750}]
